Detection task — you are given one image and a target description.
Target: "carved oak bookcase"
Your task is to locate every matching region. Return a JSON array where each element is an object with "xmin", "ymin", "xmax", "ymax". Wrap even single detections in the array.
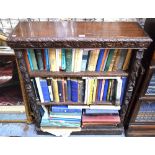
[{"xmin": 7, "ymin": 21, "xmax": 151, "ymax": 135}]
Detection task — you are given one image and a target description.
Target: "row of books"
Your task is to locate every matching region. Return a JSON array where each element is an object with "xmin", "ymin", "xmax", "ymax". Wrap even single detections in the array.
[
  {"xmin": 25, "ymin": 48, "xmax": 132, "ymax": 72},
  {"xmin": 40, "ymin": 105, "xmax": 120, "ymax": 128},
  {"xmin": 31, "ymin": 77, "xmax": 127, "ymax": 105},
  {"xmin": 136, "ymin": 103, "xmax": 155, "ymax": 122}
]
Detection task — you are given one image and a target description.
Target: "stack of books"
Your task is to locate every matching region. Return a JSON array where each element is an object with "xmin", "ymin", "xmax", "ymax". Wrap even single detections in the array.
[
  {"xmin": 82, "ymin": 109, "xmax": 121, "ymax": 128},
  {"xmin": 25, "ymin": 48, "xmax": 132, "ymax": 72},
  {"xmin": 41, "ymin": 105, "xmax": 82, "ymax": 128},
  {"xmin": 32, "ymin": 77, "xmax": 127, "ymax": 105}
]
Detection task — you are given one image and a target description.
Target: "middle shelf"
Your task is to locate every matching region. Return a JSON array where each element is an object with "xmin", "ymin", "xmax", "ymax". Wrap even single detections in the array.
[{"xmin": 29, "ymin": 70, "xmax": 128, "ymax": 78}]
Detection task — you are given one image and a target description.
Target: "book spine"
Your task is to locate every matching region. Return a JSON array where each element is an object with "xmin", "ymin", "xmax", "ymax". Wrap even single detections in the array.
[
  {"xmin": 44, "ymin": 48, "xmax": 50, "ymax": 71},
  {"xmin": 67, "ymin": 78, "xmax": 71, "ymax": 101},
  {"xmin": 65, "ymin": 49, "xmax": 72, "ymax": 72},
  {"xmin": 92, "ymin": 79, "xmax": 97, "ymax": 102},
  {"xmin": 104, "ymin": 49, "xmax": 115, "ymax": 71},
  {"xmin": 96, "ymin": 49, "xmax": 105, "ymax": 71},
  {"xmin": 51, "ymin": 105, "xmax": 82, "ymax": 113},
  {"xmin": 41, "ymin": 49, "xmax": 46, "ymax": 70},
  {"xmin": 117, "ymin": 49, "xmax": 128, "ymax": 70},
  {"xmin": 112, "ymin": 49, "xmax": 121, "ymax": 71},
  {"xmin": 100, "ymin": 79, "xmax": 105, "ymax": 101},
  {"xmin": 52, "ymin": 79, "xmax": 59, "ymax": 102},
  {"xmin": 102, "ymin": 79, "xmax": 109, "ymax": 101},
  {"xmin": 71, "ymin": 80, "xmax": 78, "ymax": 102},
  {"xmin": 71, "ymin": 49, "xmax": 75, "ymax": 72},
  {"xmin": 47, "ymin": 79, "xmax": 53, "ymax": 101},
  {"xmin": 97, "ymin": 79, "xmax": 103, "ymax": 101},
  {"xmin": 31, "ymin": 79, "xmax": 40, "ymax": 101},
  {"xmin": 56, "ymin": 49, "xmax": 61, "ymax": 71},
  {"xmin": 120, "ymin": 77, "xmax": 127, "ymax": 105},
  {"xmin": 102, "ymin": 49, "xmax": 110, "ymax": 71},
  {"xmin": 57, "ymin": 79, "xmax": 64, "ymax": 102},
  {"xmin": 108, "ymin": 49, "xmax": 118, "ymax": 71},
  {"xmin": 24, "ymin": 50, "xmax": 31, "ymax": 72},
  {"xmin": 122, "ymin": 49, "xmax": 132, "ymax": 70},
  {"xmin": 116, "ymin": 78, "xmax": 123, "ymax": 105},
  {"xmin": 81, "ymin": 49, "xmax": 89, "ymax": 71},
  {"xmin": 27, "ymin": 49, "xmax": 34, "ymax": 70},
  {"xmin": 49, "ymin": 48, "xmax": 57, "ymax": 71},
  {"xmin": 35, "ymin": 49, "xmax": 44, "ymax": 70},
  {"xmin": 40, "ymin": 79, "xmax": 51, "ymax": 102},
  {"xmin": 61, "ymin": 48, "xmax": 66, "ymax": 70},
  {"xmin": 35, "ymin": 77, "xmax": 44, "ymax": 102}
]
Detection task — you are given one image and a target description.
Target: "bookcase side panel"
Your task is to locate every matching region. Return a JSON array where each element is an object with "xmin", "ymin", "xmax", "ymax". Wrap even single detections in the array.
[
  {"xmin": 121, "ymin": 50, "xmax": 144, "ymax": 122},
  {"xmin": 14, "ymin": 49, "xmax": 41, "ymax": 127}
]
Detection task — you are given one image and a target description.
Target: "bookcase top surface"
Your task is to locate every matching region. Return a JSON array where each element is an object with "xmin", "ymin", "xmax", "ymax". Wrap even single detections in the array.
[{"xmin": 7, "ymin": 21, "xmax": 152, "ymax": 48}]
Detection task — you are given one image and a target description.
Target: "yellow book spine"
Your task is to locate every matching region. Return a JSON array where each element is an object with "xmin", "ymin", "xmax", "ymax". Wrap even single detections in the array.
[
  {"xmin": 52, "ymin": 79, "xmax": 59, "ymax": 102},
  {"xmin": 107, "ymin": 80, "xmax": 112, "ymax": 101},
  {"xmin": 88, "ymin": 79, "xmax": 94, "ymax": 104},
  {"xmin": 122, "ymin": 49, "xmax": 132, "ymax": 70},
  {"xmin": 92, "ymin": 78, "xmax": 97, "ymax": 103},
  {"xmin": 49, "ymin": 48, "xmax": 56, "ymax": 71}
]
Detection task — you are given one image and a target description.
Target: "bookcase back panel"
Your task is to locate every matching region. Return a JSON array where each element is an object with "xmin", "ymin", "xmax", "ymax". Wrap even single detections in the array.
[{"xmin": 7, "ymin": 22, "xmax": 152, "ymax": 48}]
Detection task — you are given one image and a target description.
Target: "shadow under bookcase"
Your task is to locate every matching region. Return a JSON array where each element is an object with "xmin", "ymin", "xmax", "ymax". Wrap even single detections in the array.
[{"xmin": 7, "ymin": 21, "xmax": 152, "ymax": 136}]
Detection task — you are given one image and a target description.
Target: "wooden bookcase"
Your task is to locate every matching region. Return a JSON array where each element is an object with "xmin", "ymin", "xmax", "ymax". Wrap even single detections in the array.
[
  {"xmin": 7, "ymin": 21, "xmax": 151, "ymax": 135},
  {"xmin": 124, "ymin": 19, "xmax": 155, "ymax": 136}
]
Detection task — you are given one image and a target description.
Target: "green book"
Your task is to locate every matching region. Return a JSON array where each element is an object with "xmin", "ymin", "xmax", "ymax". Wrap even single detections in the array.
[
  {"xmin": 61, "ymin": 48, "xmax": 66, "ymax": 70},
  {"xmin": 29, "ymin": 49, "xmax": 38, "ymax": 70},
  {"xmin": 104, "ymin": 49, "xmax": 115, "ymax": 71},
  {"xmin": 65, "ymin": 49, "xmax": 72, "ymax": 72}
]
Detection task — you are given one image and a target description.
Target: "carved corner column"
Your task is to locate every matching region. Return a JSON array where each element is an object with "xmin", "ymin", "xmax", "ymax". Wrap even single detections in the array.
[
  {"xmin": 14, "ymin": 49, "xmax": 41, "ymax": 127},
  {"xmin": 121, "ymin": 50, "xmax": 144, "ymax": 123}
]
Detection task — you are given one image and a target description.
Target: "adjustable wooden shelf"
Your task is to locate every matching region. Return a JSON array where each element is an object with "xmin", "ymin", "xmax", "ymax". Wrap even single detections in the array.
[{"xmin": 7, "ymin": 21, "xmax": 152, "ymax": 135}]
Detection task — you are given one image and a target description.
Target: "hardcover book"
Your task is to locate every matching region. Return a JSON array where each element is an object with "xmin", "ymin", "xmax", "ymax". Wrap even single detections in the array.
[{"xmin": 34, "ymin": 49, "xmax": 44, "ymax": 70}]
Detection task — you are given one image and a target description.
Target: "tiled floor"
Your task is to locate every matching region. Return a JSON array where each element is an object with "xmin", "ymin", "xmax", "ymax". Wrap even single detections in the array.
[{"xmin": 0, "ymin": 123, "xmax": 124, "ymax": 137}]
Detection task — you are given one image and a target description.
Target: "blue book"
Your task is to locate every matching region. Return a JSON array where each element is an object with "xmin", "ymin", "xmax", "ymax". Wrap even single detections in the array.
[
  {"xmin": 81, "ymin": 50, "xmax": 89, "ymax": 71},
  {"xmin": 27, "ymin": 49, "xmax": 34, "ymax": 70},
  {"xmin": 96, "ymin": 49, "xmax": 105, "ymax": 71},
  {"xmin": 67, "ymin": 79, "xmax": 71, "ymax": 101},
  {"xmin": 40, "ymin": 79, "xmax": 51, "ymax": 102},
  {"xmin": 103, "ymin": 79, "xmax": 109, "ymax": 101},
  {"xmin": 97, "ymin": 79, "xmax": 103, "ymax": 101},
  {"xmin": 85, "ymin": 109, "xmax": 119, "ymax": 114},
  {"xmin": 71, "ymin": 80, "xmax": 78, "ymax": 102},
  {"xmin": 120, "ymin": 77, "xmax": 127, "ymax": 105},
  {"xmin": 34, "ymin": 49, "xmax": 44, "ymax": 70},
  {"xmin": 44, "ymin": 48, "xmax": 50, "ymax": 71},
  {"xmin": 57, "ymin": 80, "xmax": 64, "ymax": 102},
  {"xmin": 51, "ymin": 105, "xmax": 82, "ymax": 113},
  {"xmin": 61, "ymin": 48, "xmax": 66, "ymax": 70},
  {"xmin": 50, "ymin": 117, "xmax": 81, "ymax": 122}
]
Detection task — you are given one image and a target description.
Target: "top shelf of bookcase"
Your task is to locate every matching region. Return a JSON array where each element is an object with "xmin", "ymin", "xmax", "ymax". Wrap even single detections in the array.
[{"xmin": 7, "ymin": 21, "xmax": 152, "ymax": 49}]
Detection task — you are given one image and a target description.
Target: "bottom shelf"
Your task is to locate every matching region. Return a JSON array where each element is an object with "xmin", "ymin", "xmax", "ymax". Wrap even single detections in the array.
[{"xmin": 38, "ymin": 125, "xmax": 124, "ymax": 136}]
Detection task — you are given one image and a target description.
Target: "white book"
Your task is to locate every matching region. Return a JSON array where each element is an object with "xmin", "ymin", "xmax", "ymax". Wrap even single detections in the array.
[
  {"xmin": 49, "ymin": 114, "xmax": 81, "ymax": 119},
  {"xmin": 56, "ymin": 49, "xmax": 61, "ymax": 71},
  {"xmin": 89, "ymin": 105, "xmax": 121, "ymax": 110},
  {"xmin": 0, "ymin": 105, "xmax": 25, "ymax": 113},
  {"xmin": 116, "ymin": 78, "xmax": 123, "ymax": 105},
  {"xmin": 35, "ymin": 77, "xmax": 44, "ymax": 103},
  {"xmin": 84, "ymin": 78, "xmax": 88, "ymax": 104}
]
